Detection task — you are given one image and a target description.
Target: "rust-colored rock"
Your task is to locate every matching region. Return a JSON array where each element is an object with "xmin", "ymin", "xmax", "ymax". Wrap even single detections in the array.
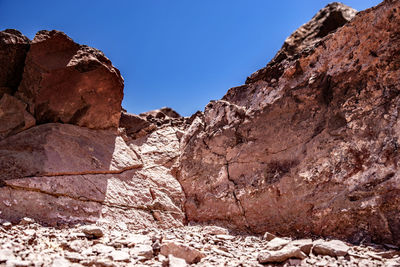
[
  {"xmin": 178, "ymin": 0, "xmax": 400, "ymax": 246},
  {"xmin": 0, "ymin": 29, "xmax": 30, "ymax": 98},
  {"xmin": 16, "ymin": 30, "xmax": 123, "ymax": 129},
  {"xmin": 245, "ymin": 3, "xmax": 356, "ymax": 84},
  {"xmin": 278, "ymin": 3, "xmax": 356, "ymax": 59},
  {"xmin": 0, "ymin": 93, "xmax": 35, "ymax": 140}
]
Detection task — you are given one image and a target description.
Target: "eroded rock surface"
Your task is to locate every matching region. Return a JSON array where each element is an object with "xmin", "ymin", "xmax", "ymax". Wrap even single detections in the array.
[
  {"xmin": 0, "ymin": 29, "xmax": 30, "ymax": 97},
  {"xmin": 0, "ymin": 93, "xmax": 35, "ymax": 140},
  {"xmin": 120, "ymin": 107, "xmax": 185, "ymax": 139},
  {"xmin": 1, "ymin": 1, "xmax": 400, "ymax": 266},
  {"xmin": 0, "ymin": 122, "xmax": 185, "ymax": 229},
  {"xmin": 16, "ymin": 30, "xmax": 123, "ymax": 129},
  {"xmin": 178, "ymin": 0, "xmax": 400, "ymax": 245},
  {"xmin": 0, "ymin": 222, "xmax": 398, "ymax": 266}
]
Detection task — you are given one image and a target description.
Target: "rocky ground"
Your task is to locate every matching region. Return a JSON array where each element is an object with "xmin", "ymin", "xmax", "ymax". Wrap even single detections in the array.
[{"xmin": 0, "ymin": 218, "xmax": 399, "ymax": 267}]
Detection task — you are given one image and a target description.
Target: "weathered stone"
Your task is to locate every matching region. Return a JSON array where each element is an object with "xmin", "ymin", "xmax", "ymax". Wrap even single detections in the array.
[
  {"xmin": 0, "ymin": 249, "xmax": 14, "ymax": 263},
  {"xmin": 131, "ymin": 244, "xmax": 154, "ymax": 259},
  {"xmin": 51, "ymin": 257, "xmax": 71, "ymax": 267},
  {"xmin": 286, "ymin": 258, "xmax": 303, "ymax": 266},
  {"xmin": 64, "ymin": 252, "xmax": 85, "ymax": 263},
  {"xmin": 16, "ymin": 30, "xmax": 123, "ymax": 129},
  {"xmin": 68, "ymin": 239, "xmax": 89, "ymax": 253},
  {"xmin": 263, "ymin": 232, "xmax": 277, "ymax": 241},
  {"xmin": 160, "ymin": 241, "xmax": 204, "ymax": 264},
  {"xmin": 313, "ymin": 240, "xmax": 349, "ymax": 257},
  {"xmin": 277, "ymin": 3, "xmax": 357, "ymax": 58},
  {"xmin": 0, "ymin": 29, "xmax": 30, "ymax": 98},
  {"xmin": 80, "ymin": 225, "xmax": 104, "ymax": 239},
  {"xmin": 0, "ymin": 94, "xmax": 35, "ymax": 140},
  {"xmin": 290, "ymin": 239, "xmax": 314, "ymax": 255},
  {"xmin": 167, "ymin": 254, "xmax": 188, "ymax": 267},
  {"xmin": 266, "ymin": 237, "xmax": 291, "ymax": 251},
  {"xmin": 92, "ymin": 259, "xmax": 116, "ymax": 267},
  {"xmin": 92, "ymin": 244, "xmax": 115, "ymax": 255},
  {"xmin": 119, "ymin": 112, "xmax": 152, "ymax": 138},
  {"xmin": 258, "ymin": 246, "xmax": 307, "ymax": 263},
  {"xmin": 0, "ymin": 123, "xmax": 142, "ymax": 182},
  {"xmin": 203, "ymin": 226, "xmax": 230, "ymax": 236},
  {"xmin": 0, "ymin": 123, "xmax": 185, "ymax": 230},
  {"xmin": 109, "ymin": 250, "xmax": 130, "ymax": 262},
  {"xmin": 2, "ymin": 222, "xmax": 12, "ymax": 230},
  {"xmin": 178, "ymin": 0, "xmax": 400, "ymax": 246},
  {"xmin": 215, "ymin": 234, "xmax": 235, "ymax": 241},
  {"xmin": 19, "ymin": 217, "xmax": 34, "ymax": 225},
  {"xmin": 5, "ymin": 259, "xmax": 31, "ymax": 267},
  {"xmin": 140, "ymin": 107, "xmax": 181, "ymax": 120}
]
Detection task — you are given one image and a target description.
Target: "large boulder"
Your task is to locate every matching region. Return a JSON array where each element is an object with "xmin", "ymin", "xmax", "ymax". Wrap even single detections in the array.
[
  {"xmin": 16, "ymin": 30, "xmax": 124, "ymax": 129},
  {"xmin": 178, "ymin": 0, "xmax": 400, "ymax": 246},
  {"xmin": 0, "ymin": 29, "xmax": 30, "ymax": 97},
  {"xmin": 0, "ymin": 123, "xmax": 185, "ymax": 229}
]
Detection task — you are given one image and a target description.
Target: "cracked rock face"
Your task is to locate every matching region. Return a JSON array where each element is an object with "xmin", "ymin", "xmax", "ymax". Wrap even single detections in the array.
[
  {"xmin": 0, "ymin": 2, "xmax": 400, "ymax": 262},
  {"xmin": 0, "ymin": 93, "xmax": 35, "ymax": 140},
  {"xmin": 16, "ymin": 30, "xmax": 124, "ymax": 129},
  {"xmin": 0, "ymin": 123, "xmax": 186, "ymax": 229},
  {"xmin": 0, "ymin": 29, "xmax": 186, "ymax": 231},
  {"xmin": 178, "ymin": 0, "xmax": 400, "ymax": 245},
  {"xmin": 0, "ymin": 29, "xmax": 30, "ymax": 98}
]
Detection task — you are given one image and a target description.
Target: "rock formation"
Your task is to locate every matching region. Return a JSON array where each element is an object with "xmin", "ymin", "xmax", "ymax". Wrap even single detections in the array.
[
  {"xmin": 0, "ymin": 30, "xmax": 186, "ymax": 230},
  {"xmin": 178, "ymin": 0, "xmax": 400, "ymax": 246},
  {"xmin": 0, "ymin": 29, "xmax": 30, "ymax": 97},
  {"xmin": 0, "ymin": 0, "xmax": 400, "ymax": 265},
  {"xmin": 16, "ymin": 30, "xmax": 124, "ymax": 129}
]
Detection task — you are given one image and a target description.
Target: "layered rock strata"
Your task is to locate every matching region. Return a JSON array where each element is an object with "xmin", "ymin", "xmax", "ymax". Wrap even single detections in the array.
[{"xmin": 0, "ymin": 30, "xmax": 186, "ymax": 230}]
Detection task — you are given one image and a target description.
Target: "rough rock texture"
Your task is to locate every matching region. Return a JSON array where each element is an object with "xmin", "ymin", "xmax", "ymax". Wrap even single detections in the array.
[
  {"xmin": 0, "ymin": 223, "xmax": 398, "ymax": 266},
  {"xmin": 0, "ymin": 123, "xmax": 185, "ymax": 229},
  {"xmin": 0, "ymin": 93, "xmax": 35, "ymax": 140},
  {"xmin": 245, "ymin": 3, "xmax": 357, "ymax": 85},
  {"xmin": 1, "ymin": 2, "xmax": 400, "ymax": 266},
  {"xmin": 16, "ymin": 30, "xmax": 123, "ymax": 129},
  {"xmin": 178, "ymin": 0, "xmax": 400, "ymax": 246},
  {"xmin": 0, "ymin": 29, "xmax": 30, "ymax": 97},
  {"xmin": 120, "ymin": 108, "xmax": 186, "ymax": 139},
  {"xmin": 278, "ymin": 3, "xmax": 356, "ymax": 59}
]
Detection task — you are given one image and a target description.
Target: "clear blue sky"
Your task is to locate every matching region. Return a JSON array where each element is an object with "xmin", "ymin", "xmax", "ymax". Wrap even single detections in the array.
[{"xmin": 1, "ymin": 0, "xmax": 381, "ymax": 116}]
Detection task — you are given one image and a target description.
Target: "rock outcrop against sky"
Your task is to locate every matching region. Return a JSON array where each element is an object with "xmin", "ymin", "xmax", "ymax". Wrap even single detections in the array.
[
  {"xmin": 0, "ymin": 0, "xmax": 400, "ymax": 266},
  {"xmin": 179, "ymin": 0, "xmax": 400, "ymax": 246}
]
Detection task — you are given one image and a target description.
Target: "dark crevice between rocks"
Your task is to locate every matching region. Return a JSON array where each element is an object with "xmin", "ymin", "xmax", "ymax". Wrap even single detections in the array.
[
  {"xmin": 35, "ymin": 102, "xmax": 62, "ymax": 124},
  {"xmin": 315, "ymin": 10, "xmax": 350, "ymax": 38},
  {"xmin": 320, "ymin": 74, "xmax": 333, "ymax": 105},
  {"xmin": 264, "ymin": 159, "xmax": 300, "ymax": 185},
  {"xmin": 69, "ymin": 104, "xmax": 91, "ymax": 125},
  {"xmin": 225, "ymin": 163, "xmax": 251, "ymax": 232},
  {"xmin": 22, "ymin": 164, "xmax": 143, "ymax": 178},
  {"xmin": 170, "ymin": 164, "xmax": 190, "ymax": 226}
]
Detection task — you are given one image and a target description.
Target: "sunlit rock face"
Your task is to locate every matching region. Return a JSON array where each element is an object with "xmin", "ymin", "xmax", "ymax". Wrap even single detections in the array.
[
  {"xmin": 16, "ymin": 30, "xmax": 124, "ymax": 129},
  {"xmin": 1, "ymin": 0, "xmax": 400, "ymax": 248},
  {"xmin": 177, "ymin": 0, "xmax": 400, "ymax": 245},
  {"xmin": 0, "ymin": 30, "xmax": 186, "ymax": 230}
]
